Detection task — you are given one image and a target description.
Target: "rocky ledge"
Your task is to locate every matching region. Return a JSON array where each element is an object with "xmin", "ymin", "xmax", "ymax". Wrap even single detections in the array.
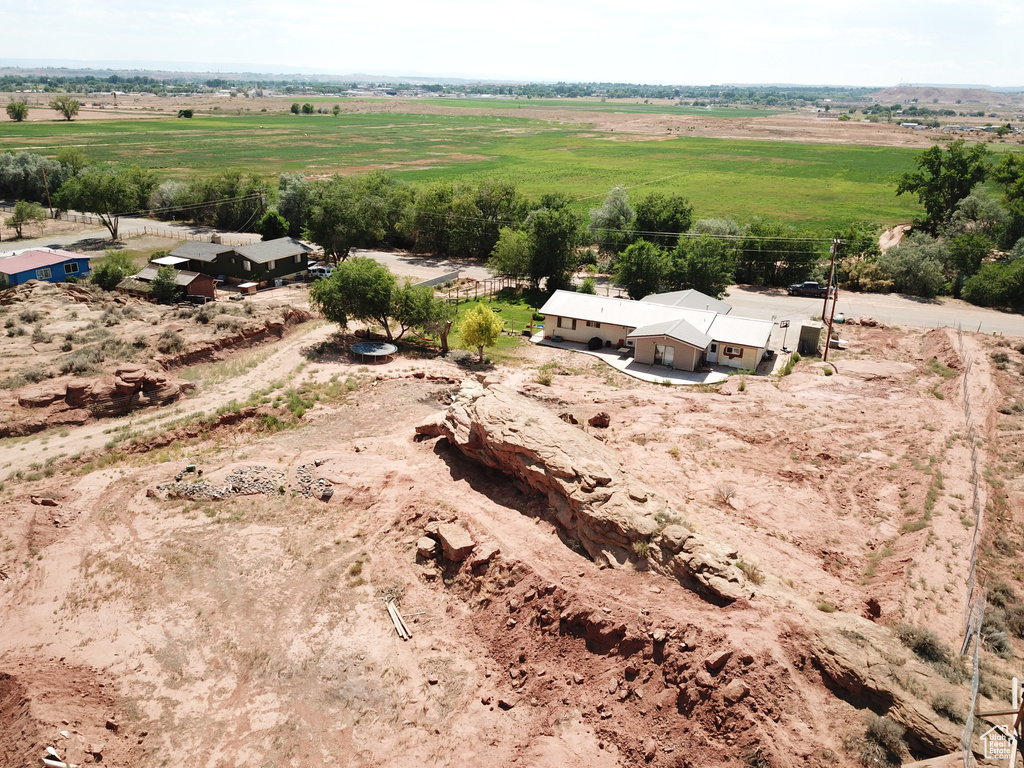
[{"xmin": 418, "ymin": 380, "xmax": 747, "ymax": 602}]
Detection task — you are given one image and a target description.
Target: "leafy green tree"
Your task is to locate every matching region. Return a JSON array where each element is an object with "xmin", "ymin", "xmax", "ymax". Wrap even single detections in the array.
[
  {"xmin": 737, "ymin": 219, "xmax": 821, "ymax": 286},
  {"xmin": 962, "ymin": 259, "xmax": 1024, "ymax": 308},
  {"xmin": 309, "ymin": 257, "xmax": 398, "ymax": 340},
  {"xmin": 691, "ymin": 217, "xmax": 742, "ymax": 238},
  {"xmin": 992, "ymin": 153, "xmax": 1024, "ymax": 248},
  {"xmin": 589, "ymin": 185, "xmax": 635, "ymax": 253},
  {"xmin": 896, "ymin": 139, "xmax": 989, "ymax": 234},
  {"xmin": 5, "ymin": 200, "xmax": 47, "ymax": 238},
  {"xmin": 304, "ymin": 172, "xmax": 411, "ymax": 260},
  {"xmin": 579, "ymin": 276, "xmax": 597, "ymax": 294},
  {"xmin": 488, "ymin": 226, "xmax": 531, "ymax": 280},
  {"xmin": 877, "ymin": 234, "xmax": 946, "ymax": 297},
  {"xmin": 290, "ymin": 103, "xmax": 300, "ymax": 114},
  {"xmin": 150, "ymin": 265, "xmax": 180, "ymax": 303},
  {"xmin": 633, "ymin": 192, "xmax": 693, "ymax": 247},
  {"xmin": 948, "ymin": 232, "xmax": 993, "ymax": 295},
  {"xmin": 55, "ymin": 147, "xmax": 91, "ymax": 177},
  {"xmin": 5, "ymin": 101, "xmax": 28, "ymax": 122},
  {"xmin": 301, "ymin": 103, "xmax": 314, "ymax": 114},
  {"xmin": 182, "ymin": 171, "xmax": 266, "ymax": 231},
  {"xmin": 460, "ymin": 304, "xmax": 503, "ymax": 363},
  {"xmin": 0, "ymin": 152, "xmax": 68, "ymax": 205},
  {"xmin": 49, "ymin": 96, "xmax": 81, "ymax": 121},
  {"xmin": 149, "ymin": 180, "xmax": 190, "ymax": 219},
  {"xmin": 525, "ymin": 200, "xmax": 584, "ymax": 291},
  {"xmin": 277, "ymin": 173, "xmax": 309, "ymax": 237},
  {"xmin": 417, "ymin": 295, "xmax": 458, "ymax": 354},
  {"xmin": 614, "ymin": 239, "xmax": 666, "ymax": 299},
  {"xmin": 665, "ymin": 235, "xmax": 734, "ymax": 298},
  {"xmin": 943, "ymin": 186, "xmax": 1007, "ymax": 243},
  {"xmin": 176, "ymin": 109, "xmax": 194, "ymax": 118},
  {"xmin": 331, "ymin": 105, "xmax": 341, "ymax": 117},
  {"xmin": 390, "ymin": 281, "xmax": 438, "ymax": 339},
  {"xmin": 255, "ymin": 210, "xmax": 289, "ymax": 240},
  {"xmin": 53, "ymin": 165, "xmax": 155, "ymax": 240},
  {"xmin": 90, "ymin": 250, "xmax": 137, "ymax": 291}
]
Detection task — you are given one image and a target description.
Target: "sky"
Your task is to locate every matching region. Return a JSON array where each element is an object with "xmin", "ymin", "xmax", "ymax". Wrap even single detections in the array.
[{"xmin": 5, "ymin": 0, "xmax": 1023, "ymax": 87}]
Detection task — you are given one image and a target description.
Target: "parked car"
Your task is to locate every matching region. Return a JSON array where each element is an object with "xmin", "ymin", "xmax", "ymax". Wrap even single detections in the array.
[
  {"xmin": 308, "ymin": 265, "xmax": 334, "ymax": 280},
  {"xmin": 786, "ymin": 281, "xmax": 833, "ymax": 298}
]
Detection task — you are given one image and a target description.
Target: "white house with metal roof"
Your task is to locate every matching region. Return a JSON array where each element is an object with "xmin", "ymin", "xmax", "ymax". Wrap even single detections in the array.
[{"xmin": 538, "ymin": 290, "xmax": 772, "ymax": 371}]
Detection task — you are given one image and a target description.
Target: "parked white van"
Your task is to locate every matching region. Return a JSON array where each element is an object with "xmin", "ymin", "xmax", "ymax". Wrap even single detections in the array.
[{"xmin": 308, "ymin": 265, "xmax": 334, "ymax": 279}]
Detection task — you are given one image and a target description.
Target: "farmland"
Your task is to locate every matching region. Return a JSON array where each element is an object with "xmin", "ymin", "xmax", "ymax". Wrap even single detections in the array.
[{"xmin": 0, "ymin": 107, "xmax": 925, "ymax": 231}]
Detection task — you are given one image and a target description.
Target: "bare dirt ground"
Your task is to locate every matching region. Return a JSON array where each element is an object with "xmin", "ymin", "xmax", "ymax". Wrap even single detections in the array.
[
  {"xmin": 2, "ymin": 293, "xmax": 1024, "ymax": 767},
  {"xmin": 6, "ymin": 91, "xmax": 1023, "ymax": 149}
]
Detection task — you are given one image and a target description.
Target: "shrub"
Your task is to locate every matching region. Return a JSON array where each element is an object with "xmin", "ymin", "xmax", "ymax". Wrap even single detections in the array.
[
  {"xmin": 7, "ymin": 324, "xmax": 26, "ymax": 337},
  {"xmin": 989, "ymin": 579, "xmax": 1018, "ymax": 608},
  {"xmin": 932, "ymin": 692, "xmax": 964, "ymax": 723},
  {"xmin": 714, "ymin": 483, "xmax": 737, "ymax": 505},
  {"xmin": 737, "ymin": 560, "xmax": 765, "ymax": 585},
  {"xmin": 894, "ymin": 624, "xmax": 951, "ymax": 664},
  {"xmin": 864, "ymin": 715, "xmax": 906, "ymax": 765},
  {"xmin": 156, "ymin": 330, "xmax": 185, "ymax": 354},
  {"xmin": 816, "ymin": 601, "xmax": 837, "ymax": 613},
  {"xmin": 18, "ymin": 308, "xmax": 41, "ymax": 323},
  {"xmin": 632, "ymin": 540, "xmax": 651, "ymax": 560},
  {"xmin": 31, "ymin": 325, "xmax": 52, "ymax": 344}
]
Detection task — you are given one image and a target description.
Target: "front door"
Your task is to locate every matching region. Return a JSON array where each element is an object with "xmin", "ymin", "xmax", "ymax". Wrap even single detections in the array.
[
  {"xmin": 707, "ymin": 343, "xmax": 719, "ymax": 363},
  {"xmin": 654, "ymin": 344, "xmax": 675, "ymax": 368}
]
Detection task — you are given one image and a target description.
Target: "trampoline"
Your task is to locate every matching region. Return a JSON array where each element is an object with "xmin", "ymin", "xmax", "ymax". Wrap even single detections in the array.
[{"xmin": 350, "ymin": 341, "xmax": 398, "ymax": 364}]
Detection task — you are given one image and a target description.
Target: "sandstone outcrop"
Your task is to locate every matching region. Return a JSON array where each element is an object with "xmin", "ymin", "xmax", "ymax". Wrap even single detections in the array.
[{"xmin": 426, "ymin": 380, "xmax": 746, "ymax": 601}]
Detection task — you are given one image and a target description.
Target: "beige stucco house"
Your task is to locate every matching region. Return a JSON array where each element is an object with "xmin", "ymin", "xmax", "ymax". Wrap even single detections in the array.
[{"xmin": 538, "ymin": 290, "xmax": 773, "ymax": 372}]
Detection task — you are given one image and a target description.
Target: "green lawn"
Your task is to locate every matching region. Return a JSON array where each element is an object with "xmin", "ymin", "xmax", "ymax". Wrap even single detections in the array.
[
  {"xmin": 449, "ymin": 290, "xmax": 545, "ymax": 359},
  {"xmin": 0, "ymin": 110, "xmax": 928, "ymax": 231}
]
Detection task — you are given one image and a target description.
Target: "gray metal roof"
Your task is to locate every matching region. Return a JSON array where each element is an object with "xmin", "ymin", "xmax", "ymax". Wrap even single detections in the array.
[
  {"xmin": 627, "ymin": 318, "xmax": 712, "ymax": 349},
  {"xmin": 541, "ymin": 290, "xmax": 772, "ymax": 350},
  {"xmin": 539, "ymin": 290, "xmax": 716, "ymax": 334},
  {"xmin": 136, "ymin": 265, "xmax": 207, "ymax": 287},
  {"xmin": 169, "ymin": 241, "xmax": 235, "ymax": 263},
  {"xmin": 707, "ymin": 314, "xmax": 773, "ymax": 348},
  {"xmin": 235, "ymin": 237, "xmax": 312, "ymax": 264},
  {"xmin": 641, "ymin": 289, "xmax": 732, "ymax": 315}
]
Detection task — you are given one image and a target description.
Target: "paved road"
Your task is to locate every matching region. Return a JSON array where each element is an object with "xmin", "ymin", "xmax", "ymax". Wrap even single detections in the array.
[{"xmin": 724, "ymin": 285, "xmax": 1024, "ymax": 349}]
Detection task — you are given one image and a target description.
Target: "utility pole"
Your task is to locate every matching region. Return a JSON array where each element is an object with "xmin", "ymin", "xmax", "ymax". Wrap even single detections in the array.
[
  {"xmin": 822, "ymin": 239, "xmax": 840, "ymax": 363},
  {"xmin": 41, "ymin": 166, "xmax": 53, "ymax": 217}
]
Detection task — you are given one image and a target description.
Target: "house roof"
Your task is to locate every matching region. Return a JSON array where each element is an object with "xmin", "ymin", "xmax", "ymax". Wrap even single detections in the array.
[
  {"xmin": 168, "ymin": 241, "xmax": 235, "ymax": 263},
  {"xmin": 136, "ymin": 265, "xmax": 207, "ymax": 287},
  {"xmin": 539, "ymin": 290, "xmax": 716, "ymax": 335},
  {"xmin": 541, "ymin": 290, "xmax": 772, "ymax": 350},
  {"xmin": 707, "ymin": 314, "xmax": 773, "ymax": 348},
  {"xmin": 627, "ymin": 318, "xmax": 712, "ymax": 349},
  {"xmin": 642, "ymin": 289, "xmax": 732, "ymax": 315},
  {"xmin": 235, "ymin": 237, "xmax": 312, "ymax": 264},
  {"xmin": 0, "ymin": 248, "xmax": 83, "ymax": 275},
  {"xmin": 151, "ymin": 255, "xmax": 190, "ymax": 266}
]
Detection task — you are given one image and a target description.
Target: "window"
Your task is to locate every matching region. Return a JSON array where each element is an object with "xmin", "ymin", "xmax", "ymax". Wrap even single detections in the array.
[
  {"xmin": 268, "ymin": 260, "xmax": 276, "ymax": 271},
  {"xmin": 64, "ymin": 262, "xmax": 79, "ymax": 274},
  {"xmin": 571, "ymin": 318, "xmax": 577, "ymax": 330},
  {"xmin": 556, "ymin": 317, "xmax": 563, "ymax": 328},
  {"xmin": 294, "ymin": 254, "xmax": 301, "ymax": 264},
  {"xmin": 35, "ymin": 268, "xmax": 52, "ymax": 279},
  {"xmin": 709, "ymin": 343, "xmax": 718, "ymax": 353},
  {"xmin": 725, "ymin": 346, "xmax": 742, "ymax": 356},
  {"xmin": 243, "ymin": 260, "xmax": 252, "ymax": 272},
  {"xmin": 586, "ymin": 320, "xmax": 601, "ymax": 328}
]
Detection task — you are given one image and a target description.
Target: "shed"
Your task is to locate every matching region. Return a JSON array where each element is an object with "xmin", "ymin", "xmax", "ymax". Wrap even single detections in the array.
[
  {"xmin": 0, "ymin": 248, "xmax": 89, "ymax": 288},
  {"xmin": 132, "ymin": 264, "xmax": 217, "ymax": 300}
]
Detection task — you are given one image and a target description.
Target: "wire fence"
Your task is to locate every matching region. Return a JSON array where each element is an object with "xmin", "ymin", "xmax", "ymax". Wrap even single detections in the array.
[{"xmin": 955, "ymin": 323, "xmax": 988, "ymax": 766}]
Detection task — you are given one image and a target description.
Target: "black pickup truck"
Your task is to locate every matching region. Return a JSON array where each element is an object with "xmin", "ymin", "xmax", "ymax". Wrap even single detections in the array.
[{"xmin": 786, "ymin": 281, "xmax": 833, "ymax": 298}]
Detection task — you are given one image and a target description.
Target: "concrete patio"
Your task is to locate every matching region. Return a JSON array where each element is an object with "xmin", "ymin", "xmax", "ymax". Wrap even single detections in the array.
[{"xmin": 531, "ymin": 334, "xmax": 735, "ymax": 385}]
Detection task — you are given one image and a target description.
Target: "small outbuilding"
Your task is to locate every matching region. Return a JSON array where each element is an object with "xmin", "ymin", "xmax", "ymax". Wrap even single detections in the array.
[{"xmin": 0, "ymin": 248, "xmax": 89, "ymax": 288}]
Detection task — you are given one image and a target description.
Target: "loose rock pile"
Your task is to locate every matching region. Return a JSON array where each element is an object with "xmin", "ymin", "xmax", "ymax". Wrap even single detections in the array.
[{"xmin": 157, "ymin": 463, "xmax": 334, "ymax": 501}]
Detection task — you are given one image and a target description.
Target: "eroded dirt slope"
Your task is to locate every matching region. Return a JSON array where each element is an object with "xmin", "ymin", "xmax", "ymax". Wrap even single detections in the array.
[{"xmin": 0, "ymin": 323, "xmax": 1020, "ymax": 767}]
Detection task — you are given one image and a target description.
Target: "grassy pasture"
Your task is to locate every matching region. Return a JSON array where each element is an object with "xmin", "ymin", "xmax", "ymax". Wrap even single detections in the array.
[{"xmin": 0, "ymin": 110, "xmax": 924, "ymax": 231}]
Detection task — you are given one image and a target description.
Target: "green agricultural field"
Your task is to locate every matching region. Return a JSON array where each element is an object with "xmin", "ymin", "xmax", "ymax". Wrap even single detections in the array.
[{"xmin": 0, "ymin": 110, "xmax": 925, "ymax": 231}]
